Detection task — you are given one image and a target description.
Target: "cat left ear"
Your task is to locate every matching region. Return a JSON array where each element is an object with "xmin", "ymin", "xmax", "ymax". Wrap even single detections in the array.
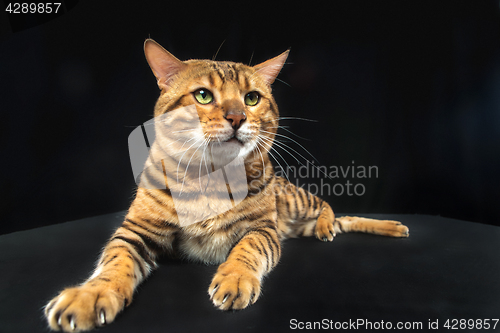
[
  {"xmin": 253, "ymin": 49, "xmax": 290, "ymax": 85},
  {"xmin": 144, "ymin": 39, "xmax": 187, "ymax": 90}
]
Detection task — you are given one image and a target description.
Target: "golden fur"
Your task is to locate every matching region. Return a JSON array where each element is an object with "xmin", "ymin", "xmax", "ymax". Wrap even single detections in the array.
[{"xmin": 44, "ymin": 39, "xmax": 409, "ymax": 332}]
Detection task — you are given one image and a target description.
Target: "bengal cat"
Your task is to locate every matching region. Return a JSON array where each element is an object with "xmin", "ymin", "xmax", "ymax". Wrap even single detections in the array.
[{"xmin": 44, "ymin": 39, "xmax": 409, "ymax": 332}]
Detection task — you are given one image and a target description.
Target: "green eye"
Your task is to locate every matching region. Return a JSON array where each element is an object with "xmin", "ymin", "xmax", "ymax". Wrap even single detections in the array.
[
  {"xmin": 244, "ymin": 92, "xmax": 260, "ymax": 106},
  {"xmin": 194, "ymin": 89, "xmax": 213, "ymax": 104}
]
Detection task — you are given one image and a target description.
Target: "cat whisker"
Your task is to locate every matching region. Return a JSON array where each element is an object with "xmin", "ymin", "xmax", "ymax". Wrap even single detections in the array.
[
  {"xmin": 162, "ymin": 137, "xmax": 191, "ymax": 152},
  {"xmin": 266, "ymin": 125, "xmax": 311, "ymax": 141},
  {"xmin": 274, "ymin": 77, "xmax": 291, "ymax": 88},
  {"xmin": 259, "ymin": 143, "xmax": 289, "ymax": 182},
  {"xmin": 199, "ymin": 135, "xmax": 212, "ymax": 193},
  {"xmin": 213, "ymin": 39, "xmax": 226, "ymax": 61},
  {"xmin": 278, "ymin": 116, "xmax": 318, "ymax": 122},
  {"xmin": 176, "ymin": 135, "xmax": 198, "ymax": 153},
  {"xmin": 169, "ymin": 137, "xmax": 198, "ymax": 159},
  {"xmin": 256, "ymin": 136, "xmax": 290, "ymax": 181},
  {"xmin": 261, "ymin": 116, "xmax": 319, "ymax": 124},
  {"xmin": 176, "ymin": 136, "xmax": 204, "ymax": 185},
  {"xmin": 259, "ymin": 135, "xmax": 305, "ymax": 172},
  {"xmin": 248, "ymin": 50, "xmax": 255, "ymax": 66},
  {"xmin": 260, "ymin": 129, "xmax": 320, "ymax": 165},
  {"xmin": 180, "ymin": 135, "xmax": 207, "ymax": 195},
  {"xmin": 254, "ymin": 140, "xmax": 267, "ymax": 181},
  {"xmin": 259, "ymin": 135, "xmax": 333, "ymax": 181},
  {"xmin": 278, "ymin": 126, "xmax": 311, "ymax": 141},
  {"xmin": 171, "ymin": 128, "xmax": 200, "ymax": 134},
  {"xmin": 267, "ymin": 125, "xmax": 289, "ymax": 129}
]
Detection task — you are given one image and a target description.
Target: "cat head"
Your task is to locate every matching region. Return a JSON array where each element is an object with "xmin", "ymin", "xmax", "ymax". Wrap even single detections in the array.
[{"xmin": 143, "ymin": 39, "xmax": 288, "ymax": 164}]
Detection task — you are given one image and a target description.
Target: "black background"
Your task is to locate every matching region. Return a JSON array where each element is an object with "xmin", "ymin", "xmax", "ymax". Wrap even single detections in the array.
[{"xmin": 1, "ymin": 0, "xmax": 499, "ymax": 235}]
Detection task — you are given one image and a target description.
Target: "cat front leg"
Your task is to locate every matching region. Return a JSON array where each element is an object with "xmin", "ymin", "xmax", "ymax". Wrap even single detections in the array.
[
  {"xmin": 208, "ymin": 223, "xmax": 281, "ymax": 310},
  {"xmin": 44, "ymin": 218, "xmax": 174, "ymax": 332}
]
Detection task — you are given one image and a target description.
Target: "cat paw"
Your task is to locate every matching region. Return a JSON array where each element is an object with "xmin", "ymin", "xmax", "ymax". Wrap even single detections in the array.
[
  {"xmin": 383, "ymin": 220, "xmax": 410, "ymax": 237},
  {"xmin": 363, "ymin": 218, "xmax": 410, "ymax": 237},
  {"xmin": 208, "ymin": 263, "xmax": 261, "ymax": 311},
  {"xmin": 315, "ymin": 216, "xmax": 336, "ymax": 242},
  {"xmin": 44, "ymin": 284, "xmax": 127, "ymax": 332}
]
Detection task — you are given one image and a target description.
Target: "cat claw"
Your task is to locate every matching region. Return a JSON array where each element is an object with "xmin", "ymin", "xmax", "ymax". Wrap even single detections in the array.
[
  {"xmin": 99, "ymin": 309, "xmax": 106, "ymax": 326},
  {"xmin": 209, "ymin": 284, "xmax": 219, "ymax": 299}
]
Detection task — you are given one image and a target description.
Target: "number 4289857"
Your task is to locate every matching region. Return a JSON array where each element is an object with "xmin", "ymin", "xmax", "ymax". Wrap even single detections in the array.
[
  {"xmin": 5, "ymin": 3, "xmax": 62, "ymax": 14},
  {"xmin": 444, "ymin": 319, "xmax": 499, "ymax": 330}
]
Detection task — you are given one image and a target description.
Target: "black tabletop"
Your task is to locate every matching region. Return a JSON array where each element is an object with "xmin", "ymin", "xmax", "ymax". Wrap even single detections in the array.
[{"xmin": 1, "ymin": 212, "xmax": 499, "ymax": 332}]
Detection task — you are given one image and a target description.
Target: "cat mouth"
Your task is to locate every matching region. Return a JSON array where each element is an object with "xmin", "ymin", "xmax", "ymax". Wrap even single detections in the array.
[{"xmin": 225, "ymin": 135, "xmax": 244, "ymax": 145}]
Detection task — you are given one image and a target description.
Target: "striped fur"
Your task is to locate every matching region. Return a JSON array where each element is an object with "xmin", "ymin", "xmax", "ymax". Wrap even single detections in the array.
[{"xmin": 44, "ymin": 39, "xmax": 409, "ymax": 332}]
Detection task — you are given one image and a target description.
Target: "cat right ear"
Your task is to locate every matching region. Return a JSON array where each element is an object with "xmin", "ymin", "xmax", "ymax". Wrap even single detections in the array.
[
  {"xmin": 144, "ymin": 39, "xmax": 187, "ymax": 91},
  {"xmin": 253, "ymin": 49, "xmax": 290, "ymax": 85}
]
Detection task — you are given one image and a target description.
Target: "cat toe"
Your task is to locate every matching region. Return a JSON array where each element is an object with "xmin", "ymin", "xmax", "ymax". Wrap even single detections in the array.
[{"xmin": 209, "ymin": 268, "xmax": 260, "ymax": 311}]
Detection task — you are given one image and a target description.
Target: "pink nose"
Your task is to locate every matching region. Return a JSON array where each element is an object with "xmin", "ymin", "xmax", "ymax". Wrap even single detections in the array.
[{"xmin": 225, "ymin": 112, "xmax": 246, "ymax": 129}]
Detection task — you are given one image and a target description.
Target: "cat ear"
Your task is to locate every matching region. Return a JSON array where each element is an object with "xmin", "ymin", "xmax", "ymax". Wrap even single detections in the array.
[
  {"xmin": 253, "ymin": 49, "xmax": 290, "ymax": 85},
  {"xmin": 144, "ymin": 39, "xmax": 187, "ymax": 90}
]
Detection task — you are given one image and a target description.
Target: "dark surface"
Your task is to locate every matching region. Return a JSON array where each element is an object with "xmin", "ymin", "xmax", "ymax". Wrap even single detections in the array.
[{"xmin": 0, "ymin": 212, "xmax": 499, "ymax": 332}]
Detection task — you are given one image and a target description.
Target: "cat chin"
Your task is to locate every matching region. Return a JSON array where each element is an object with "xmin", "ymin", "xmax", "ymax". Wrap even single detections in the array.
[
  {"xmin": 207, "ymin": 140, "xmax": 255, "ymax": 164},
  {"xmin": 237, "ymin": 142, "xmax": 257, "ymax": 160},
  {"xmin": 208, "ymin": 141, "xmax": 241, "ymax": 161}
]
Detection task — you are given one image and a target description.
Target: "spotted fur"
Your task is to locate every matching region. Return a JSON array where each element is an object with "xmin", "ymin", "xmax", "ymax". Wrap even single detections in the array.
[{"xmin": 44, "ymin": 39, "xmax": 409, "ymax": 332}]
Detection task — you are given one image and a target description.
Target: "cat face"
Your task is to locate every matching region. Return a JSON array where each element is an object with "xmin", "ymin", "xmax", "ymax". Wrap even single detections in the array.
[{"xmin": 144, "ymin": 39, "xmax": 288, "ymax": 166}]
